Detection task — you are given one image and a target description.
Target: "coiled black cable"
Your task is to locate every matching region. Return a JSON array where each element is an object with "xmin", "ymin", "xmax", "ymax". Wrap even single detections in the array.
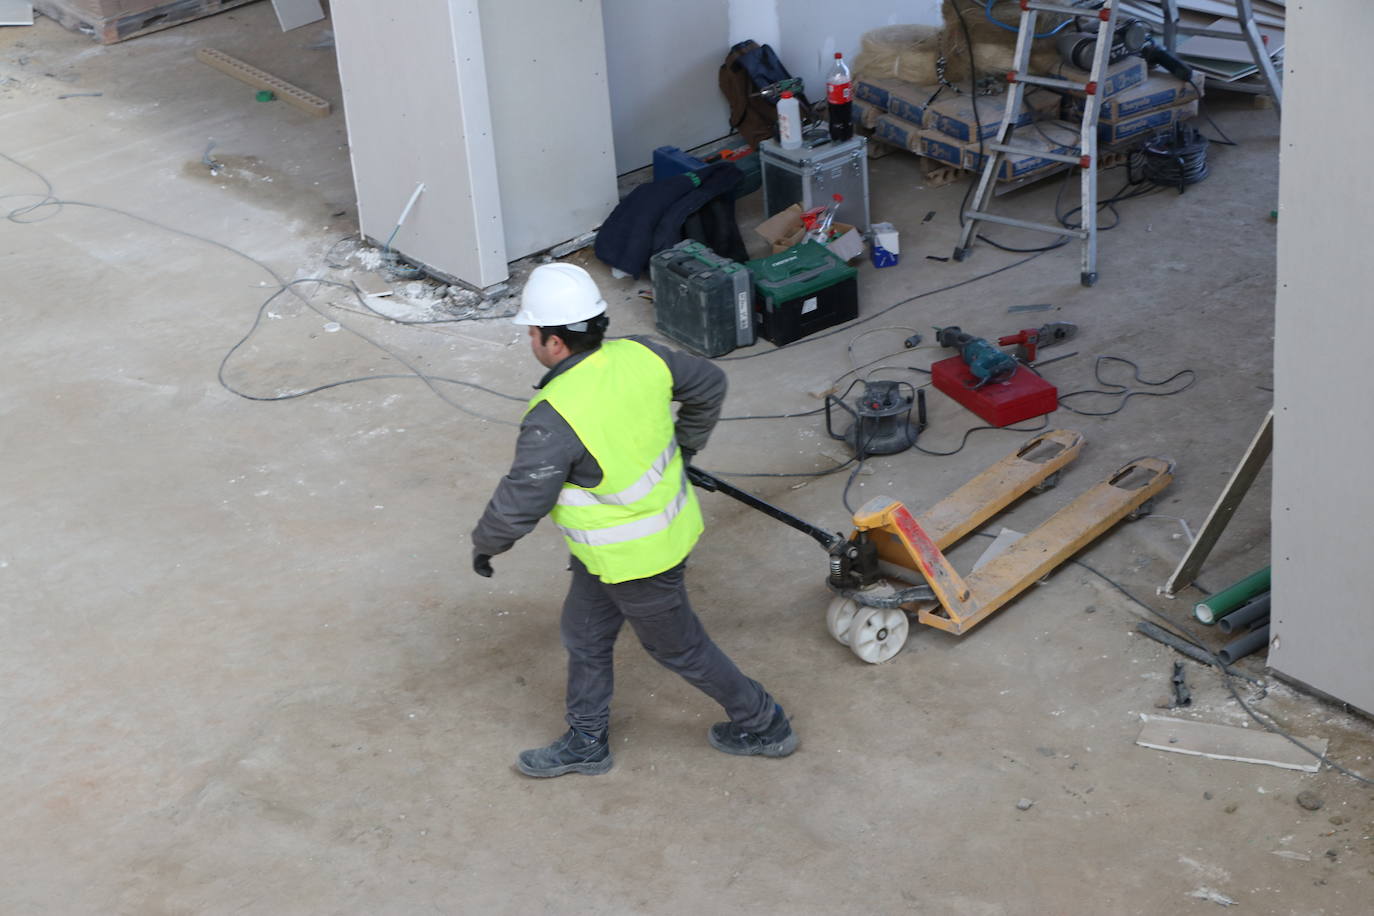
[{"xmin": 1138, "ymin": 124, "xmax": 1210, "ymax": 192}]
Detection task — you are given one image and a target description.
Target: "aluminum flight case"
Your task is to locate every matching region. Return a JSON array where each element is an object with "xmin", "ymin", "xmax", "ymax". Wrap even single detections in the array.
[
  {"xmin": 759, "ymin": 134, "xmax": 871, "ymax": 234},
  {"xmin": 649, "ymin": 240, "xmax": 755, "ymax": 357}
]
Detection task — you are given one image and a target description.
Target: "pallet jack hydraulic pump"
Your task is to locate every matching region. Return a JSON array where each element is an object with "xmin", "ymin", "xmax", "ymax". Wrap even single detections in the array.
[{"xmin": 688, "ymin": 430, "xmax": 1173, "ymax": 663}]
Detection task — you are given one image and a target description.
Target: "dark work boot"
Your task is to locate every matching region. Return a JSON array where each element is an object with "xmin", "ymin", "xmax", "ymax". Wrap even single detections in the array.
[
  {"xmin": 516, "ymin": 729, "xmax": 613, "ymax": 778},
  {"xmin": 708, "ymin": 704, "xmax": 798, "ymax": 758}
]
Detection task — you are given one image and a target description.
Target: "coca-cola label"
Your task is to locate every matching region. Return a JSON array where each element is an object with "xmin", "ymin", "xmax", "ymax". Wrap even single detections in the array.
[{"xmin": 827, "ymin": 81, "xmax": 853, "ymax": 105}]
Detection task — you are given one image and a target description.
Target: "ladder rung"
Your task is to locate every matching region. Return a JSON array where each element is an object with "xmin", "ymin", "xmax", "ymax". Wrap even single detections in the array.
[
  {"xmin": 1012, "ymin": 73, "xmax": 1089, "ymax": 93},
  {"xmin": 964, "ymin": 210, "xmax": 1087, "ymax": 239},
  {"xmin": 988, "ymin": 143, "xmax": 1086, "ymax": 166}
]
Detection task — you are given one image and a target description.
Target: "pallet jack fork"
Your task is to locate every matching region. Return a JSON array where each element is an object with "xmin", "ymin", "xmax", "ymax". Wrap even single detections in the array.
[{"xmin": 689, "ymin": 430, "xmax": 1173, "ymax": 663}]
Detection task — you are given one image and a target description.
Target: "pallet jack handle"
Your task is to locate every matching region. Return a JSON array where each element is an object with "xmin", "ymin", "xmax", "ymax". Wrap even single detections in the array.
[{"xmin": 686, "ymin": 465, "xmax": 844, "ymax": 551}]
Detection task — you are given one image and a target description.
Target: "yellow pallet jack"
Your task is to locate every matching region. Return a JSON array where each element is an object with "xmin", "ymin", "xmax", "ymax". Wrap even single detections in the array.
[{"xmin": 688, "ymin": 430, "xmax": 1173, "ymax": 663}]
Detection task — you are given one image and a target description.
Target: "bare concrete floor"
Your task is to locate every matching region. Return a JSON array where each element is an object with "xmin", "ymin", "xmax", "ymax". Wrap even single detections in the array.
[{"xmin": 3, "ymin": 6, "xmax": 1372, "ymax": 914}]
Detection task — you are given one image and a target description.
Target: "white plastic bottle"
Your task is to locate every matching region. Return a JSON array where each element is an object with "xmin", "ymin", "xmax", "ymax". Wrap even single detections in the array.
[{"xmin": 777, "ymin": 90, "xmax": 803, "ymax": 150}]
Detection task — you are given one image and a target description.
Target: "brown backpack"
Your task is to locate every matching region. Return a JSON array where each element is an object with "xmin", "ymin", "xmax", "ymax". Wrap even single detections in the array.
[{"xmin": 718, "ymin": 40, "xmax": 811, "ymax": 148}]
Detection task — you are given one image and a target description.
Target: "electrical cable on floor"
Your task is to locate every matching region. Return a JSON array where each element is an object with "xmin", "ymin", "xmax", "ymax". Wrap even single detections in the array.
[
  {"xmin": 714, "ymin": 251, "xmax": 1047, "ymax": 361},
  {"xmin": 1056, "ymin": 355, "xmax": 1197, "ymax": 416},
  {"xmin": 1188, "ymin": 78, "xmax": 1238, "ymax": 147},
  {"xmin": 914, "ymin": 416, "xmax": 1050, "ymax": 457},
  {"xmin": 219, "ymin": 278, "xmax": 522, "ymax": 425},
  {"xmin": 1, "ymin": 150, "xmax": 524, "ymax": 425}
]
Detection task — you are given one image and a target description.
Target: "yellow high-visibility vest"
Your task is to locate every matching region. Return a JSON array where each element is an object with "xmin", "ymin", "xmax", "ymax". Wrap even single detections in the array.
[{"xmin": 527, "ymin": 339, "xmax": 703, "ymax": 583}]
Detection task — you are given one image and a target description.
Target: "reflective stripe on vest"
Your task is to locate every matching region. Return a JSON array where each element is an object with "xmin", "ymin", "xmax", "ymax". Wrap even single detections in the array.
[
  {"xmin": 555, "ymin": 438, "xmax": 678, "ymax": 508},
  {"xmin": 555, "ymin": 469, "xmax": 691, "ymax": 546},
  {"xmin": 527, "ymin": 339, "xmax": 704, "ymax": 583}
]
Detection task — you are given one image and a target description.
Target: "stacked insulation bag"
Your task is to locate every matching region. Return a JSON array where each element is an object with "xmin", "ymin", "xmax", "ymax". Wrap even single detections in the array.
[
  {"xmin": 851, "ymin": 9, "xmax": 1206, "ymax": 183},
  {"xmin": 851, "ymin": 23, "xmax": 1077, "ymax": 184}
]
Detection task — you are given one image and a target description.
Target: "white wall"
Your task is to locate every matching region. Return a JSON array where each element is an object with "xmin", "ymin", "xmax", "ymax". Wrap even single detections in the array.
[
  {"xmin": 775, "ymin": 0, "xmax": 942, "ymax": 105},
  {"xmin": 481, "ymin": 0, "xmax": 619, "ymax": 258},
  {"xmin": 601, "ymin": 0, "xmax": 734, "ymax": 174},
  {"xmin": 332, "ymin": 1, "xmax": 509, "ymax": 288},
  {"xmin": 1269, "ymin": 1, "xmax": 1374, "ymax": 714},
  {"xmin": 601, "ymin": 0, "xmax": 943, "ymax": 174}
]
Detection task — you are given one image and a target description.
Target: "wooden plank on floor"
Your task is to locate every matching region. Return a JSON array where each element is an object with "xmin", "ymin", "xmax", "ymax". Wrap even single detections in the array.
[
  {"xmin": 196, "ymin": 48, "xmax": 332, "ymax": 116},
  {"xmin": 1136, "ymin": 714, "xmax": 1326, "ymax": 772}
]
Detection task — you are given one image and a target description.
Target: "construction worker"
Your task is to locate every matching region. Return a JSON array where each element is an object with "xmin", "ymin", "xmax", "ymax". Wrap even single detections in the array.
[{"xmin": 471, "ymin": 263, "xmax": 796, "ymax": 778}]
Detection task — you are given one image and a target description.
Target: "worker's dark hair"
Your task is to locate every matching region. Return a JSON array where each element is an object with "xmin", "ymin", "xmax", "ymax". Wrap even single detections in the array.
[{"xmin": 539, "ymin": 313, "xmax": 609, "ymax": 355}]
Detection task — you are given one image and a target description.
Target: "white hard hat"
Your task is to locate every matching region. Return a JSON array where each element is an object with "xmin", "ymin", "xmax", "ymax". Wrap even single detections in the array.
[{"xmin": 512, "ymin": 263, "xmax": 608, "ymax": 328}]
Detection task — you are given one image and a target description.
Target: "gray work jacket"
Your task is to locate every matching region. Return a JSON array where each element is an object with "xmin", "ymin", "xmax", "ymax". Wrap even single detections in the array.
[{"xmin": 470, "ymin": 336, "xmax": 726, "ymax": 560}]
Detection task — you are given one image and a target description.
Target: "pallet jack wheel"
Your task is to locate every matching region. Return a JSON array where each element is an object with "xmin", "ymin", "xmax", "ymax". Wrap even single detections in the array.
[
  {"xmin": 847, "ymin": 606, "xmax": 910, "ymax": 664},
  {"xmin": 826, "ymin": 595, "xmax": 862, "ymax": 646}
]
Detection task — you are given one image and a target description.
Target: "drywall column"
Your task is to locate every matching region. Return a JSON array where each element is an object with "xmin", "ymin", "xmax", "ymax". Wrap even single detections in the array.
[
  {"xmin": 480, "ymin": 0, "xmax": 619, "ymax": 257},
  {"xmin": 1269, "ymin": 0, "xmax": 1374, "ymax": 714},
  {"xmin": 332, "ymin": 2, "xmax": 508, "ymax": 288}
]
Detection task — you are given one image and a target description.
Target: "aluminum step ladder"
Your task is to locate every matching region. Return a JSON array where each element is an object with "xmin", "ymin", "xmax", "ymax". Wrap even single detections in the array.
[{"xmin": 953, "ymin": 0, "xmax": 1122, "ymax": 287}]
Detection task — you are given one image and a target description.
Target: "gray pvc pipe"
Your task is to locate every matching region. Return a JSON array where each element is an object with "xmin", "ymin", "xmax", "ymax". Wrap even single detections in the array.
[
  {"xmin": 1217, "ymin": 624, "xmax": 1271, "ymax": 665},
  {"xmin": 1217, "ymin": 593, "xmax": 1271, "ymax": 634}
]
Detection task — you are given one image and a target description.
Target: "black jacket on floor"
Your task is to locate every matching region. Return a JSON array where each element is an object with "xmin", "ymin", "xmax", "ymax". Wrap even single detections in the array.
[{"xmin": 595, "ymin": 162, "xmax": 748, "ymax": 277}]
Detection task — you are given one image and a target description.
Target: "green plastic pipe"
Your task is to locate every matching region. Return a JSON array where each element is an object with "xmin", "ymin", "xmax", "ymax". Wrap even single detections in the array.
[{"xmin": 1194, "ymin": 566, "xmax": 1270, "ymax": 624}]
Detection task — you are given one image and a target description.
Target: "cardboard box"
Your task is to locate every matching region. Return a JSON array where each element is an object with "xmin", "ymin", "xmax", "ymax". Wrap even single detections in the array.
[
  {"xmin": 872, "ymin": 112, "xmax": 922, "ymax": 153},
  {"xmin": 922, "ymin": 87, "xmax": 1060, "ymax": 143},
  {"xmin": 870, "ymin": 222, "xmax": 899, "ymax": 268},
  {"xmin": 1098, "ymin": 100, "xmax": 1198, "ymax": 145},
  {"xmin": 1066, "ymin": 71, "xmax": 1204, "ymax": 123},
  {"xmin": 962, "ymin": 123, "xmax": 1078, "ymax": 181},
  {"xmin": 755, "ymin": 203, "xmax": 865, "ymax": 262},
  {"xmin": 1061, "ymin": 55, "xmax": 1149, "ymax": 100}
]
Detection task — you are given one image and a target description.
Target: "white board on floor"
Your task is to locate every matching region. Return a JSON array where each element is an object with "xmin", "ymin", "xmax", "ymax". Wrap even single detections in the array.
[
  {"xmin": 1135, "ymin": 715, "xmax": 1326, "ymax": 772},
  {"xmin": 272, "ymin": 0, "xmax": 324, "ymax": 31},
  {"xmin": 0, "ymin": 0, "xmax": 34, "ymax": 26}
]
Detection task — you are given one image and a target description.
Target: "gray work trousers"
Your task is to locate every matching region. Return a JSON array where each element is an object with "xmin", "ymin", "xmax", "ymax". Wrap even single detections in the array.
[{"xmin": 560, "ymin": 554, "xmax": 774, "ymax": 738}]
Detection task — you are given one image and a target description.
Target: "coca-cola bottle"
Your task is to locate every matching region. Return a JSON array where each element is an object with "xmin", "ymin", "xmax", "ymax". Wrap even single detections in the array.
[{"xmin": 826, "ymin": 51, "xmax": 853, "ymax": 142}]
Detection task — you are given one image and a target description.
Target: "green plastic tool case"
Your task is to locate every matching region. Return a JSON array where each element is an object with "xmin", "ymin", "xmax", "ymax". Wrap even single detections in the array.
[
  {"xmin": 747, "ymin": 241, "xmax": 858, "ymax": 345},
  {"xmin": 649, "ymin": 240, "xmax": 755, "ymax": 357}
]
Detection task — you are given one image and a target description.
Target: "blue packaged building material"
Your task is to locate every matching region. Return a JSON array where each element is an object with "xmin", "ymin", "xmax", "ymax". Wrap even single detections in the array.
[
  {"xmin": 1066, "ymin": 72, "xmax": 1203, "ymax": 123},
  {"xmin": 916, "ymin": 130, "xmax": 966, "ymax": 167},
  {"xmin": 962, "ymin": 123, "xmax": 1077, "ymax": 181},
  {"xmin": 855, "ymin": 99, "xmax": 880, "ymax": 130},
  {"xmin": 872, "ymin": 112, "xmax": 921, "ymax": 153},
  {"xmin": 854, "ymin": 77, "xmax": 933, "ymax": 125},
  {"xmin": 923, "ymin": 87, "xmax": 1059, "ymax": 143},
  {"xmin": 1061, "ymin": 55, "xmax": 1149, "ymax": 100},
  {"xmin": 855, "ymin": 76, "xmax": 896, "ymax": 109},
  {"xmin": 1097, "ymin": 100, "xmax": 1198, "ymax": 145}
]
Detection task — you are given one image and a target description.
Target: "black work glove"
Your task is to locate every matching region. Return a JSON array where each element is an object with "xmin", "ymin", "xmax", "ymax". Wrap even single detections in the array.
[
  {"xmin": 681, "ymin": 447, "xmax": 697, "ymax": 465},
  {"xmin": 473, "ymin": 553, "xmax": 494, "ymax": 578}
]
